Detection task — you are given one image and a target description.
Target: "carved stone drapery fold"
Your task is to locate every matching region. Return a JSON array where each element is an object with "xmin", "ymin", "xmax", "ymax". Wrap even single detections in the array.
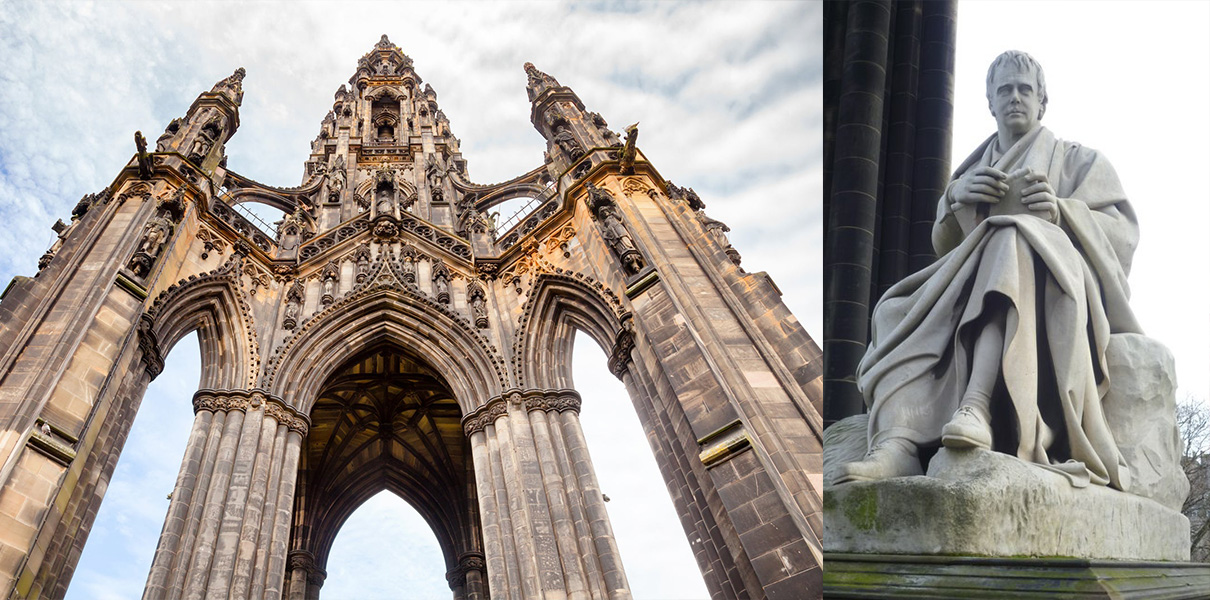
[
  {"xmin": 191, "ymin": 389, "xmax": 310, "ymax": 435},
  {"xmin": 461, "ymin": 389, "xmax": 582, "ymax": 436},
  {"xmin": 584, "ymin": 184, "xmax": 646, "ymax": 275}
]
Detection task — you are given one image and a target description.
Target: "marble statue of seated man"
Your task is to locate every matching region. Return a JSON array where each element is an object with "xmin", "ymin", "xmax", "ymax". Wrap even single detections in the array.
[{"xmin": 836, "ymin": 50, "xmax": 1156, "ymax": 491}]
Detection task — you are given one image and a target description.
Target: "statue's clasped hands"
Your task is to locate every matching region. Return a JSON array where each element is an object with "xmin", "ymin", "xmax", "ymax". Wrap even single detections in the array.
[{"xmin": 950, "ymin": 166, "xmax": 1059, "ymax": 224}]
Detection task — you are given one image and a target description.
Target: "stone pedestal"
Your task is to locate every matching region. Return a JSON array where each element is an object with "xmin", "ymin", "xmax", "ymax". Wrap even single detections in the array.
[
  {"xmin": 824, "ymin": 553, "xmax": 1210, "ymax": 599},
  {"xmin": 825, "ymin": 448, "xmax": 1189, "ymax": 561}
]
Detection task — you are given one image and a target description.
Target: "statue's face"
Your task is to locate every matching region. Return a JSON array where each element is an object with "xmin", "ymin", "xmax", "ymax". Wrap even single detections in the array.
[{"xmin": 988, "ymin": 64, "xmax": 1042, "ymax": 135}]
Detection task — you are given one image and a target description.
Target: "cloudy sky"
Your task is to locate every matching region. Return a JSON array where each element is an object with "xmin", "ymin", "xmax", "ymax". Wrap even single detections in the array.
[{"xmin": 0, "ymin": 2, "xmax": 818, "ymax": 599}]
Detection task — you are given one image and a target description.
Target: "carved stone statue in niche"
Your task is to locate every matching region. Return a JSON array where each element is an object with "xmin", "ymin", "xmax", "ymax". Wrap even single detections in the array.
[
  {"xmin": 467, "ymin": 280, "xmax": 488, "ymax": 328},
  {"xmin": 551, "ymin": 125, "xmax": 584, "ymax": 162},
  {"xmin": 375, "ymin": 185, "xmax": 394, "ymax": 215},
  {"xmin": 329, "ymin": 155, "xmax": 346, "ymax": 201},
  {"xmin": 283, "ymin": 280, "xmax": 304, "ymax": 330},
  {"xmin": 320, "ymin": 267, "xmax": 338, "ymax": 306},
  {"xmin": 432, "ymin": 258, "xmax": 451, "ymax": 304},
  {"xmin": 399, "ymin": 243, "xmax": 418, "ymax": 285},
  {"xmin": 426, "ymin": 155, "xmax": 444, "ymax": 190},
  {"xmin": 353, "ymin": 244, "xmax": 372, "ymax": 284},
  {"xmin": 373, "ymin": 164, "xmax": 397, "ymax": 217},
  {"xmin": 585, "ymin": 184, "xmax": 645, "ymax": 275},
  {"xmin": 589, "ymin": 112, "xmax": 621, "ymax": 146},
  {"xmin": 129, "ymin": 215, "xmax": 172, "ymax": 277},
  {"xmin": 188, "ymin": 117, "xmax": 223, "ymax": 164}
]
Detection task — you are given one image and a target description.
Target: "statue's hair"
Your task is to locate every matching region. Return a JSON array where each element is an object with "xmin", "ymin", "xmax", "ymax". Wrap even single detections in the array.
[{"xmin": 986, "ymin": 50, "xmax": 1048, "ymax": 119}]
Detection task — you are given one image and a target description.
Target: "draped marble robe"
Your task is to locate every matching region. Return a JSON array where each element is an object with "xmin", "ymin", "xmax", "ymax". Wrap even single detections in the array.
[{"xmin": 857, "ymin": 126, "xmax": 1142, "ymax": 490}]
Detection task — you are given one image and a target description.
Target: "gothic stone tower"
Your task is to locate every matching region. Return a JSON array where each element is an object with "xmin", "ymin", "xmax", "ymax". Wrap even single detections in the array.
[{"xmin": 0, "ymin": 36, "xmax": 821, "ymax": 599}]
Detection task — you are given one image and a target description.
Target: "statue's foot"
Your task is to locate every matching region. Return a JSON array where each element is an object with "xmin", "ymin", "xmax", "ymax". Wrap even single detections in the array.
[
  {"xmin": 833, "ymin": 438, "xmax": 923, "ymax": 483},
  {"xmin": 941, "ymin": 405, "xmax": 993, "ymax": 450}
]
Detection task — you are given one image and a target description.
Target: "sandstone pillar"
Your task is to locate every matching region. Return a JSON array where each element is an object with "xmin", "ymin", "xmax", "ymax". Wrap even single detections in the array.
[
  {"xmin": 446, "ymin": 552, "xmax": 487, "ymax": 600},
  {"xmin": 463, "ymin": 389, "xmax": 632, "ymax": 600},
  {"xmin": 142, "ymin": 389, "xmax": 308, "ymax": 600},
  {"xmin": 286, "ymin": 549, "xmax": 326, "ymax": 600}
]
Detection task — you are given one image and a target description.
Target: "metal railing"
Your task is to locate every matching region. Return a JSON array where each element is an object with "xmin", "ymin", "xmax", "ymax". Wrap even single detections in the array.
[
  {"xmin": 492, "ymin": 179, "xmax": 557, "ymax": 235},
  {"xmin": 221, "ymin": 190, "xmax": 281, "ymax": 239}
]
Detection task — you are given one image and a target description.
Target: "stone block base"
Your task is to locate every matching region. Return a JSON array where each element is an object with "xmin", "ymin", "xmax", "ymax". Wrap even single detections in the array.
[
  {"xmin": 824, "ymin": 448, "xmax": 1190, "ymax": 561},
  {"xmin": 824, "ymin": 553, "xmax": 1210, "ymax": 599}
]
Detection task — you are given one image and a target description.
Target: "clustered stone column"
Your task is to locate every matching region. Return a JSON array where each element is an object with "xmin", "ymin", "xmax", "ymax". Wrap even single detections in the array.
[
  {"xmin": 286, "ymin": 549, "xmax": 327, "ymax": 600},
  {"xmin": 463, "ymin": 389, "xmax": 632, "ymax": 600},
  {"xmin": 143, "ymin": 389, "xmax": 309, "ymax": 600},
  {"xmin": 445, "ymin": 552, "xmax": 487, "ymax": 600}
]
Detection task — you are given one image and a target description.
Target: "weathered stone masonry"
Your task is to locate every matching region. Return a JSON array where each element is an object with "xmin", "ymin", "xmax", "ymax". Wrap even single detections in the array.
[{"xmin": 0, "ymin": 36, "xmax": 821, "ymax": 599}]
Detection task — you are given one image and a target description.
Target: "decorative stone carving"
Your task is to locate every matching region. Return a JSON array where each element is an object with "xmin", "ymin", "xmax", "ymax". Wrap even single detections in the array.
[
  {"xmin": 210, "ymin": 67, "xmax": 246, "ymax": 106},
  {"xmin": 467, "ymin": 279, "xmax": 488, "ymax": 328},
  {"xmin": 353, "ymin": 244, "xmax": 371, "ymax": 283},
  {"xmin": 608, "ymin": 315, "xmax": 636, "ymax": 379},
  {"xmin": 373, "ymin": 164, "xmax": 397, "ymax": 216},
  {"xmin": 431, "ymin": 258, "xmax": 451, "ymax": 304},
  {"xmin": 191, "ymin": 389, "xmax": 309, "ymax": 436},
  {"xmin": 589, "ymin": 111, "xmax": 620, "ymax": 146},
  {"xmin": 320, "ymin": 261, "xmax": 339, "ymax": 306},
  {"xmin": 666, "ymin": 181, "xmax": 705, "ymax": 210},
  {"xmin": 241, "ymin": 262, "xmax": 271, "ymax": 296},
  {"xmin": 135, "ymin": 131, "xmax": 154, "ymax": 179},
  {"xmin": 128, "ymin": 186, "xmax": 188, "ymax": 278},
  {"xmin": 584, "ymin": 184, "xmax": 645, "ymax": 275},
  {"xmin": 399, "ymin": 242, "xmax": 418, "ymax": 285},
  {"xmin": 328, "ymin": 154, "xmax": 346, "ymax": 202},
  {"xmin": 371, "ymin": 219, "xmax": 399, "ymax": 241},
  {"xmin": 283, "ymin": 280, "xmax": 304, "ymax": 330},
  {"xmin": 697, "ymin": 212, "xmax": 742, "ymax": 270},
  {"xmin": 136, "ymin": 314, "xmax": 164, "ymax": 379},
  {"xmin": 618, "ymin": 122, "xmax": 638, "ymax": 174},
  {"xmin": 196, "ymin": 228, "xmax": 226, "ymax": 260},
  {"xmin": 524, "ymin": 61, "xmax": 560, "ymax": 101},
  {"xmin": 552, "ymin": 124, "xmax": 584, "ymax": 162},
  {"xmin": 156, "ymin": 118, "xmax": 182, "ymax": 152},
  {"xmin": 188, "ymin": 116, "xmax": 224, "ymax": 164}
]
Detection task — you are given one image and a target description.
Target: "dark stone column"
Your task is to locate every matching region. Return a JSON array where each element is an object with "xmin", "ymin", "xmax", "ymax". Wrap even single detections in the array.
[{"xmin": 823, "ymin": 0, "xmax": 956, "ymax": 426}]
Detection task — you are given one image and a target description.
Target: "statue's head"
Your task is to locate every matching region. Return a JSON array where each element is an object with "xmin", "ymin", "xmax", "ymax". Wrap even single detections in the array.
[{"xmin": 985, "ymin": 50, "xmax": 1047, "ymax": 134}]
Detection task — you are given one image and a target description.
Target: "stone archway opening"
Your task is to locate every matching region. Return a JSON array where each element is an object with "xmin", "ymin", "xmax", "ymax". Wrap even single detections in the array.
[
  {"xmin": 570, "ymin": 331, "xmax": 709, "ymax": 599},
  {"xmin": 286, "ymin": 343, "xmax": 484, "ymax": 599},
  {"xmin": 323, "ymin": 490, "xmax": 448, "ymax": 597}
]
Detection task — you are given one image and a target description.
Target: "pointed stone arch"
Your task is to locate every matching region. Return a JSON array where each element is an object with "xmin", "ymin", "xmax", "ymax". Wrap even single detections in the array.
[
  {"xmin": 263, "ymin": 270, "xmax": 507, "ymax": 413},
  {"xmin": 512, "ymin": 270, "xmax": 627, "ymax": 390},
  {"xmin": 294, "ymin": 342, "xmax": 478, "ymax": 582},
  {"xmin": 146, "ymin": 256, "xmax": 261, "ymax": 389}
]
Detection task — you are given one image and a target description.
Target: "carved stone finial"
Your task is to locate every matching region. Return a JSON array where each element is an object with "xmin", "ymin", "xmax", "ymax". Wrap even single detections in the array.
[
  {"xmin": 211, "ymin": 67, "xmax": 246, "ymax": 106},
  {"xmin": 524, "ymin": 62, "xmax": 561, "ymax": 102},
  {"xmin": 377, "ymin": 34, "xmax": 393, "ymax": 49}
]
